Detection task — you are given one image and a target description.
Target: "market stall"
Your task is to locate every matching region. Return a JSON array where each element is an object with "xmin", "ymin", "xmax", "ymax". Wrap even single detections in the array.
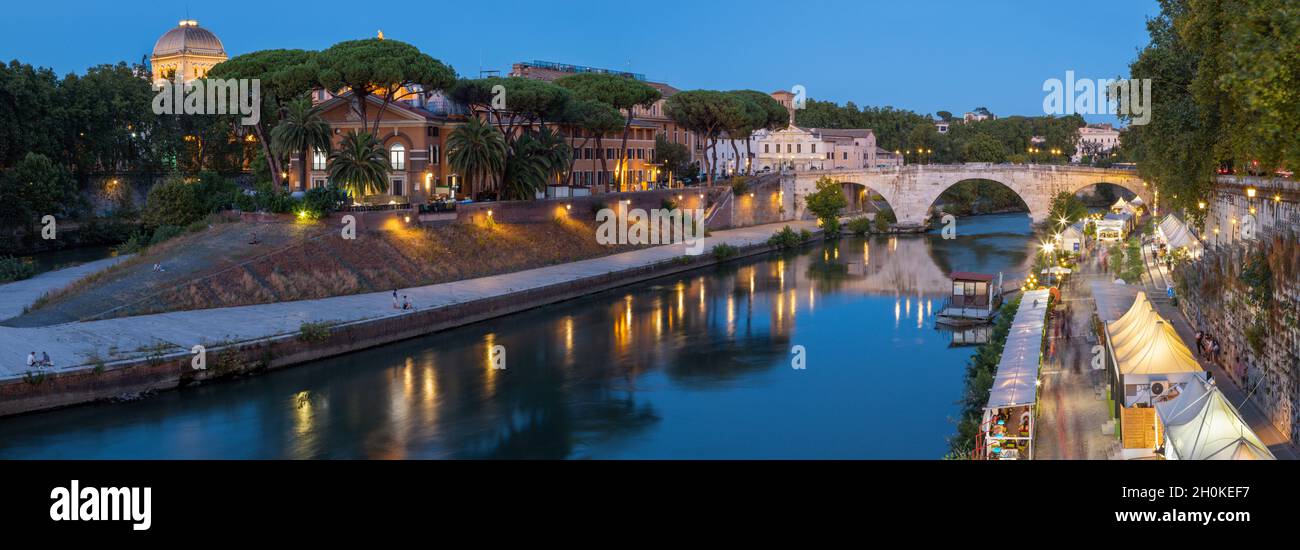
[
  {"xmin": 1103, "ymin": 292, "xmax": 1207, "ymax": 458},
  {"xmin": 1157, "ymin": 214, "xmax": 1203, "ymax": 259},
  {"xmin": 981, "ymin": 289, "xmax": 1049, "ymax": 460},
  {"xmin": 1155, "ymin": 377, "xmax": 1275, "ymax": 460}
]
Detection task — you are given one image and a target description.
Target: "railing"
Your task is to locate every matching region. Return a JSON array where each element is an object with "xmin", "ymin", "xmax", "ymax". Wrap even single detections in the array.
[
  {"xmin": 417, "ymin": 202, "xmax": 458, "ymax": 214},
  {"xmin": 342, "ymin": 203, "xmax": 412, "ymax": 213}
]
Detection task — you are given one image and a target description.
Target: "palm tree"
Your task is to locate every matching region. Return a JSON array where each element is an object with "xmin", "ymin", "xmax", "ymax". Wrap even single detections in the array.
[
  {"xmin": 271, "ymin": 97, "xmax": 332, "ymax": 192},
  {"xmin": 531, "ymin": 127, "xmax": 572, "ymax": 186},
  {"xmin": 447, "ymin": 118, "xmax": 506, "ymax": 200},
  {"xmin": 502, "ymin": 133, "xmax": 549, "ymax": 200},
  {"xmin": 327, "ymin": 131, "xmax": 390, "ymax": 201}
]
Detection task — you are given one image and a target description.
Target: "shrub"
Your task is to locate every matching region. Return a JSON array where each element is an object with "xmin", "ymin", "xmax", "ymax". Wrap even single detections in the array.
[
  {"xmin": 711, "ymin": 243, "xmax": 739, "ymax": 260},
  {"xmin": 846, "ymin": 216, "xmax": 873, "ymax": 235},
  {"xmin": 298, "ymin": 321, "xmax": 333, "ymax": 343},
  {"xmin": 115, "ymin": 230, "xmax": 149, "ymax": 255},
  {"xmin": 142, "ymin": 174, "xmax": 206, "ymax": 228},
  {"xmin": 821, "ymin": 217, "xmax": 842, "ymax": 238},
  {"xmin": 0, "ymin": 255, "xmax": 37, "ymax": 283},
  {"xmin": 875, "ymin": 209, "xmax": 896, "ymax": 233},
  {"xmin": 730, "ymin": 176, "xmax": 750, "ymax": 196},
  {"xmin": 252, "ymin": 181, "xmax": 297, "ymax": 214},
  {"xmin": 194, "ymin": 171, "xmax": 239, "ymax": 214},
  {"xmin": 767, "ymin": 226, "xmax": 805, "ymax": 249},
  {"xmin": 301, "ymin": 185, "xmax": 348, "ymax": 219}
]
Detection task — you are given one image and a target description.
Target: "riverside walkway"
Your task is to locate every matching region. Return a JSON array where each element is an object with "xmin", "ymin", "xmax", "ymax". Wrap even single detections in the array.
[
  {"xmin": 0, "ymin": 220, "xmax": 818, "ymax": 381},
  {"xmin": 0, "ymin": 255, "xmax": 132, "ymax": 320}
]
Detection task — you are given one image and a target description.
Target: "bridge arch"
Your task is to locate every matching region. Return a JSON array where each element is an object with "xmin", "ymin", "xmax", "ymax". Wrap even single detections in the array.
[
  {"xmin": 925, "ymin": 178, "xmax": 1031, "ymax": 220},
  {"xmin": 836, "ymin": 181, "xmax": 898, "ymax": 220}
]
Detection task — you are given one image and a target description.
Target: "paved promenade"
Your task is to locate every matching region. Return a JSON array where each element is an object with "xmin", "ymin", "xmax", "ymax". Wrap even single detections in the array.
[
  {"xmin": 0, "ymin": 255, "xmax": 132, "ymax": 320},
  {"xmin": 1035, "ymin": 250, "xmax": 1118, "ymax": 459},
  {"xmin": 0, "ymin": 221, "xmax": 817, "ymax": 381}
]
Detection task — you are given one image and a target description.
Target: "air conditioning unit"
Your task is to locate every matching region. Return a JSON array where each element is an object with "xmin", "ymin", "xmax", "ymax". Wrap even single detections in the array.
[{"xmin": 1150, "ymin": 381, "xmax": 1167, "ymax": 397}]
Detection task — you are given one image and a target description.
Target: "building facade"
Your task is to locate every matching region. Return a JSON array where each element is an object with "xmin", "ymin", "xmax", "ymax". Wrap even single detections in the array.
[
  {"xmin": 288, "ymin": 92, "xmax": 470, "ymax": 203},
  {"xmin": 1073, "ymin": 124, "xmax": 1121, "ymax": 162}
]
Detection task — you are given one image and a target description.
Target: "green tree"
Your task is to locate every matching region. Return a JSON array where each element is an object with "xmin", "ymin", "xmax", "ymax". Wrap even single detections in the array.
[
  {"xmin": 141, "ymin": 173, "xmax": 205, "ymax": 228},
  {"xmin": 56, "ymin": 62, "xmax": 160, "ymax": 176},
  {"xmin": 664, "ymin": 90, "xmax": 748, "ymax": 185},
  {"xmin": 446, "ymin": 118, "xmax": 506, "ymax": 200},
  {"xmin": 803, "ymin": 176, "xmax": 848, "ymax": 235},
  {"xmin": 208, "ymin": 49, "xmax": 320, "ymax": 189},
  {"xmin": 271, "ymin": 97, "xmax": 332, "ymax": 192},
  {"xmin": 0, "ymin": 152, "xmax": 77, "ymax": 234},
  {"xmin": 963, "ymin": 133, "xmax": 1007, "ymax": 163},
  {"xmin": 499, "ymin": 129, "xmax": 571, "ymax": 200},
  {"xmin": 1123, "ymin": 0, "xmax": 1299, "ymax": 214},
  {"xmin": 554, "ymin": 73, "xmax": 660, "ymax": 190},
  {"xmin": 1046, "ymin": 191, "xmax": 1088, "ymax": 229},
  {"xmin": 0, "ymin": 61, "xmax": 61, "ymax": 170},
  {"xmin": 327, "ymin": 131, "xmax": 391, "ymax": 199},
  {"xmin": 556, "ymin": 98, "xmax": 622, "ymax": 188},
  {"xmin": 728, "ymin": 90, "xmax": 788, "ymax": 174},
  {"xmin": 316, "ymin": 39, "xmax": 456, "ymax": 135},
  {"xmin": 654, "ymin": 135, "xmax": 691, "ymax": 184}
]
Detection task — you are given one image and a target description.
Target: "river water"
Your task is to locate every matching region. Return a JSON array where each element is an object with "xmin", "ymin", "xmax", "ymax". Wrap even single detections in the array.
[{"xmin": 0, "ymin": 213, "xmax": 1035, "ymax": 459}]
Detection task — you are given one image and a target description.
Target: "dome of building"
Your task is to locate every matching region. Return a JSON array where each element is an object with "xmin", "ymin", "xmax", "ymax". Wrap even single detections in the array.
[
  {"xmin": 150, "ymin": 19, "xmax": 228, "ymax": 84},
  {"xmin": 153, "ymin": 20, "xmax": 226, "ymax": 58}
]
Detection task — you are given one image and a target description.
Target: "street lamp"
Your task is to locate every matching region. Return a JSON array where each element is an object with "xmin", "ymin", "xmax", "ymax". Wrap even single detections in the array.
[{"xmin": 1041, "ymin": 241, "xmax": 1056, "ymax": 286}]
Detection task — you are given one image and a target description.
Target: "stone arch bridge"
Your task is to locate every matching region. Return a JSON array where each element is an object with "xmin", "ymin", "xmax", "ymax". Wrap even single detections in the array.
[{"xmin": 784, "ymin": 164, "xmax": 1152, "ymax": 226}]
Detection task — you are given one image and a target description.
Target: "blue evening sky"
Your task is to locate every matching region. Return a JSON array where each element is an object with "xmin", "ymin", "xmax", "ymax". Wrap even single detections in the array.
[{"xmin": 0, "ymin": 0, "xmax": 1159, "ymax": 122}]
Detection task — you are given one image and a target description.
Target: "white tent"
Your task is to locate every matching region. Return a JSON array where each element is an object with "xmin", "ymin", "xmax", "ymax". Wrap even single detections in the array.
[
  {"xmin": 986, "ymin": 289, "xmax": 1050, "ymax": 410},
  {"xmin": 1155, "ymin": 377, "xmax": 1276, "ymax": 460},
  {"xmin": 1111, "ymin": 196, "xmax": 1136, "ymax": 214},
  {"xmin": 1158, "ymin": 214, "xmax": 1203, "ymax": 257},
  {"xmin": 1111, "ymin": 317, "xmax": 1202, "ymax": 377}
]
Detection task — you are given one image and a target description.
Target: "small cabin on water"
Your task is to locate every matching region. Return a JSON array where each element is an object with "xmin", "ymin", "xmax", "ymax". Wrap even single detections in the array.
[{"xmin": 936, "ymin": 271, "xmax": 1004, "ymax": 326}]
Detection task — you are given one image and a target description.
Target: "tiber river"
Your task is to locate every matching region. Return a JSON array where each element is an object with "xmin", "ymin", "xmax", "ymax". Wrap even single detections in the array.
[{"xmin": 0, "ymin": 213, "xmax": 1035, "ymax": 459}]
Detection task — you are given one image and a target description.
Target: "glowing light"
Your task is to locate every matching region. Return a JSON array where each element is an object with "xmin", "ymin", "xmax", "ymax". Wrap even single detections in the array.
[{"xmin": 1246, "ymin": 187, "xmax": 1257, "ymax": 199}]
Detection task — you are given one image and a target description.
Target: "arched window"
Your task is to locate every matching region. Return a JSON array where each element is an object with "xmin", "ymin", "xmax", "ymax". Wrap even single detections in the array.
[{"xmin": 390, "ymin": 143, "xmax": 406, "ymax": 170}]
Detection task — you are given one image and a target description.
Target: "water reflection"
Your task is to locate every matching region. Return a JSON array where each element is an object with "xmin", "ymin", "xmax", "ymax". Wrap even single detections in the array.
[{"xmin": 0, "ymin": 214, "xmax": 1034, "ymax": 459}]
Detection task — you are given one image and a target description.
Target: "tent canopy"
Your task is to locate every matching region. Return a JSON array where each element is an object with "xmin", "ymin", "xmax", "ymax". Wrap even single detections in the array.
[
  {"xmin": 986, "ymin": 290, "xmax": 1049, "ymax": 409},
  {"xmin": 1106, "ymin": 292, "xmax": 1203, "ymax": 376},
  {"xmin": 1156, "ymin": 377, "xmax": 1276, "ymax": 460},
  {"xmin": 1159, "ymin": 214, "xmax": 1203, "ymax": 255}
]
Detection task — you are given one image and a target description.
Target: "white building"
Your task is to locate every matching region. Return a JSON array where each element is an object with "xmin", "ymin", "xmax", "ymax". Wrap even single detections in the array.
[
  {"xmin": 705, "ymin": 89, "xmax": 902, "ymax": 176},
  {"xmin": 1074, "ymin": 125, "xmax": 1121, "ymax": 162}
]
